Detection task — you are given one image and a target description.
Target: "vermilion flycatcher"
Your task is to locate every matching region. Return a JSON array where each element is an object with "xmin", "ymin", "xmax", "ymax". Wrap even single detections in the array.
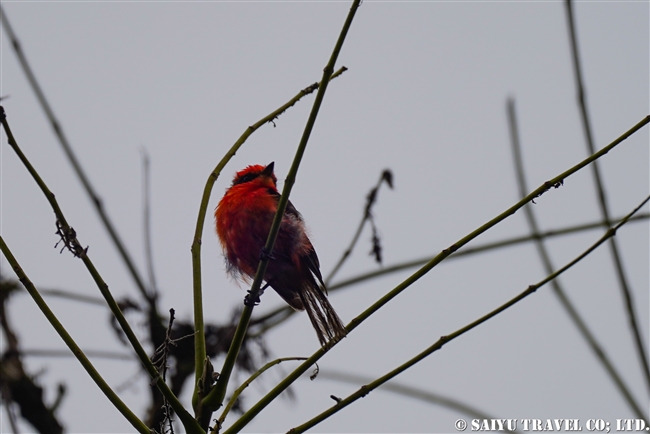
[{"xmin": 215, "ymin": 162, "xmax": 347, "ymax": 346}]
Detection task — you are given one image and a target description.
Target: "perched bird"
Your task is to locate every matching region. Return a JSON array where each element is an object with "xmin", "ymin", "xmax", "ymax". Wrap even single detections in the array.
[{"xmin": 215, "ymin": 162, "xmax": 347, "ymax": 346}]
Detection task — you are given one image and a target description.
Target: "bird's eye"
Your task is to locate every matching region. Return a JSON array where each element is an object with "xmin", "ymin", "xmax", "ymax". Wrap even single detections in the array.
[{"xmin": 234, "ymin": 173, "xmax": 258, "ymax": 185}]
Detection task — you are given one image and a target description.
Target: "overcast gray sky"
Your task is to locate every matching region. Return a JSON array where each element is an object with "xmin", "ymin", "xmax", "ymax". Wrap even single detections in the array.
[{"xmin": 1, "ymin": 1, "xmax": 648, "ymax": 433}]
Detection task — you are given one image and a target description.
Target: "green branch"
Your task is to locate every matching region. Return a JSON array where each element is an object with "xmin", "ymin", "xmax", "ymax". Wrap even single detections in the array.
[
  {"xmin": 345, "ymin": 120, "xmax": 650, "ymax": 336},
  {"xmin": 564, "ymin": 0, "xmax": 650, "ymax": 392},
  {"xmin": 506, "ymin": 98, "xmax": 645, "ymax": 419},
  {"xmin": 223, "ymin": 114, "xmax": 649, "ymax": 433},
  {"xmin": 0, "ymin": 237, "xmax": 149, "ymax": 434},
  {"xmin": 1, "ymin": 107, "xmax": 203, "ymax": 434},
  {"xmin": 215, "ymin": 357, "xmax": 307, "ymax": 431},
  {"xmin": 223, "ymin": 347, "xmax": 328, "ymax": 434},
  {"xmin": 248, "ymin": 211, "xmax": 649, "ymax": 336},
  {"xmin": 0, "ymin": 5, "xmax": 155, "ymax": 304},
  {"xmin": 289, "ymin": 195, "xmax": 650, "ymax": 432}
]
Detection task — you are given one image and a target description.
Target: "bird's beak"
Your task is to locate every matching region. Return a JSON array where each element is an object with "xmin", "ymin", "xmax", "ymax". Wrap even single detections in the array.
[{"xmin": 262, "ymin": 162, "xmax": 275, "ymax": 177}]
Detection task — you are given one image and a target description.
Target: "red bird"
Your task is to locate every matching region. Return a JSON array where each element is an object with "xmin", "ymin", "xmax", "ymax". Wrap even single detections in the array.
[{"xmin": 215, "ymin": 162, "xmax": 347, "ymax": 346}]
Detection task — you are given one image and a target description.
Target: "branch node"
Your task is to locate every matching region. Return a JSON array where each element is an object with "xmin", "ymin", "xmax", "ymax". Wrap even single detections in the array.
[
  {"xmin": 54, "ymin": 219, "xmax": 88, "ymax": 258},
  {"xmin": 533, "ymin": 179, "xmax": 565, "ymax": 203},
  {"xmin": 443, "ymin": 244, "xmax": 458, "ymax": 255}
]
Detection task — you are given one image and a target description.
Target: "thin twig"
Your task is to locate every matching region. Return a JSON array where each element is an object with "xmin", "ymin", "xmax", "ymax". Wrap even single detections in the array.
[
  {"xmin": 224, "ymin": 115, "xmax": 649, "ymax": 434},
  {"xmin": 22, "ymin": 349, "xmax": 134, "ymax": 361},
  {"xmin": 151, "ymin": 308, "xmax": 177, "ymax": 434},
  {"xmin": 564, "ymin": 0, "xmax": 650, "ymax": 391},
  {"xmin": 215, "ymin": 357, "xmax": 307, "ymax": 432},
  {"xmin": 0, "ymin": 107, "xmax": 203, "ymax": 434},
  {"xmin": 0, "ymin": 5, "xmax": 154, "ymax": 303},
  {"xmin": 36, "ymin": 288, "xmax": 106, "ymax": 306},
  {"xmin": 0, "ymin": 236, "xmax": 150, "ymax": 434},
  {"xmin": 142, "ymin": 148, "xmax": 159, "ymax": 298},
  {"xmin": 325, "ymin": 169, "xmax": 393, "ymax": 286},
  {"xmin": 507, "ymin": 98, "xmax": 645, "ymax": 419},
  {"xmin": 288, "ymin": 195, "xmax": 650, "ymax": 433}
]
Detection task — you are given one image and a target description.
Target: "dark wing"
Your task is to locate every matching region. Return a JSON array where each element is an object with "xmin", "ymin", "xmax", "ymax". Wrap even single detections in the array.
[
  {"xmin": 285, "ymin": 199, "xmax": 325, "ymax": 287},
  {"xmin": 267, "ymin": 193, "xmax": 326, "ymax": 291},
  {"xmin": 303, "ymin": 246, "xmax": 325, "ymax": 289}
]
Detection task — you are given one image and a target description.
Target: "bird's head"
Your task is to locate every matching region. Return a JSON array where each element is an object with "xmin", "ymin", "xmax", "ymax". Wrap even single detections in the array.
[{"xmin": 231, "ymin": 162, "xmax": 277, "ymax": 188}]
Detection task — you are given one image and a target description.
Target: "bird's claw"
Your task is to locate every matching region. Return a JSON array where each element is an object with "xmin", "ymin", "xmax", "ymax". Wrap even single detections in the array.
[
  {"xmin": 244, "ymin": 290, "xmax": 260, "ymax": 306},
  {"xmin": 244, "ymin": 283, "xmax": 269, "ymax": 307}
]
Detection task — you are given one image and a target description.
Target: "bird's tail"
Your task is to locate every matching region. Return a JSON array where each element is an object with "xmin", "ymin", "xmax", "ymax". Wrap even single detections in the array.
[{"xmin": 298, "ymin": 284, "xmax": 347, "ymax": 347}]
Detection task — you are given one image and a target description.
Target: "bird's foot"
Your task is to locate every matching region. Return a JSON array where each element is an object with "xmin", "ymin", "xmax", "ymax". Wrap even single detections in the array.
[{"xmin": 244, "ymin": 283, "xmax": 269, "ymax": 307}]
